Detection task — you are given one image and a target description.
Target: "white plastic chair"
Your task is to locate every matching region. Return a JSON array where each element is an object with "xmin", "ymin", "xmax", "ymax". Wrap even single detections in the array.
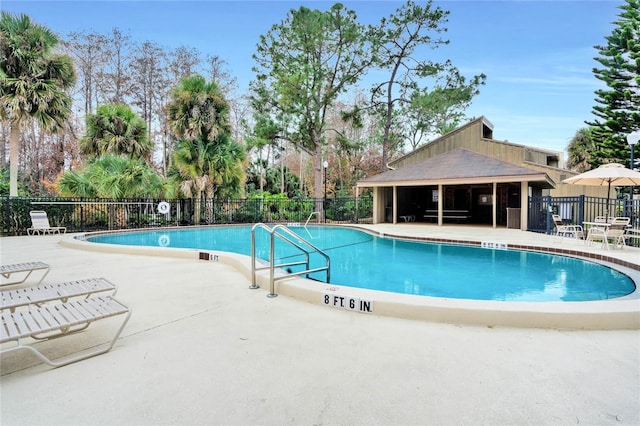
[{"xmin": 27, "ymin": 211, "xmax": 66, "ymax": 235}]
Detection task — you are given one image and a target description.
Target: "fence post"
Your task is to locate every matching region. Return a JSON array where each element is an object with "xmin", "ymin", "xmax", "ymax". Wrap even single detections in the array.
[
  {"xmin": 625, "ymin": 197, "xmax": 634, "ymax": 225},
  {"xmin": 578, "ymin": 195, "xmax": 584, "ymax": 226},
  {"xmin": 545, "ymin": 195, "xmax": 553, "ymax": 234}
]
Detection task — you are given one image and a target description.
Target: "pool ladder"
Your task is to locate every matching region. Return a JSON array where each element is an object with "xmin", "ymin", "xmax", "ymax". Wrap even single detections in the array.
[
  {"xmin": 305, "ymin": 211, "xmax": 321, "ymax": 226},
  {"xmin": 250, "ymin": 223, "xmax": 330, "ymax": 297}
]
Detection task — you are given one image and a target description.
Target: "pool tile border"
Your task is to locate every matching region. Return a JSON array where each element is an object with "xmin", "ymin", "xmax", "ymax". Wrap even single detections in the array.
[{"xmin": 362, "ymin": 230, "xmax": 640, "ymax": 273}]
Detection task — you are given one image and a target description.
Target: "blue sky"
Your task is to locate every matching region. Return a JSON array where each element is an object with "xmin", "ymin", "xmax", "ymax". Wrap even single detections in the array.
[{"xmin": 3, "ymin": 0, "xmax": 622, "ymax": 154}]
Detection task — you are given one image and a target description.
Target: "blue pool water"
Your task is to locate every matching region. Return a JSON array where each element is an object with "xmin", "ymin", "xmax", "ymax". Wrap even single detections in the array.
[{"xmin": 87, "ymin": 226, "xmax": 636, "ymax": 302}]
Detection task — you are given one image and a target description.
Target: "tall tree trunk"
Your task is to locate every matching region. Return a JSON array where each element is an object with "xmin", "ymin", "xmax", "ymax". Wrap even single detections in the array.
[
  {"xmin": 280, "ymin": 144, "xmax": 285, "ymax": 194},
  {"xmin": 380, "ymin": 78, "xmax": 395, "ymax": 173},
  {"xmin": 258, "ymin": 147, "xmax": 264, "ymax": 193},
  {"xmin": 299, "ymin": 151, "xmax": 304, "ymax": 194},
  {"xmin": 314, "ymin": 145, "xmax": 324, "ymax": 219},
  {"xmin": 194, "ymin": 190, "xmax": 202, "ymax": 224},
  {"xmin": 9, "ymin": 120, "xmax": 21, "ymax": 196},
  {"xmin": 205, "ymin": 184, "xmax": 214, "ymax": 224},
  {"xmin": 0, "ymin": 124, "xmax": 8, "ymax": 168}
]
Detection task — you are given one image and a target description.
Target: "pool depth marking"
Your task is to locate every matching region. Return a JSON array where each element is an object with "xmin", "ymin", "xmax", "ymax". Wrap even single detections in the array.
[
  {"xmin": 322, "ymin": 293, "xmax": 374, "ymax": 314},
  {"xmin": 481, "ymin": 241, "xmax": 508, "ymax": 249}
]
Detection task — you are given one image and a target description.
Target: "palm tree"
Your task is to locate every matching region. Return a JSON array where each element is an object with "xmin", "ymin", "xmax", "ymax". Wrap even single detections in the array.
[
  {"xmin": 168, "ymin": 75, "xmax": 245, "ymax": 223},
  {"xmin": 81, "ymin": 103, "xmax": 153, "ymax": 161},
  {"xmin": 58, "ymin": 154, "xmax": 165, "ymax": 227},
  {"xmin": 0, "ymin": 12, "xmax": 75, "ymax": 196},
  {"xmin": 172, "ymin": 136, "xmax": 215, "ymax": 222},
  {"xmin": 59, "ymin": 154, "xmax": 164, "ymax": 198},
  {"xmin": 167, "ymin": 75, "xmax": 230, "ymax": 141},
  {"xmin": 209, "ymin": 135, "xmax": 245, "ymax": 199},
  {"xmin": 566, "ymin": 128, "xmax": 595, "ymax": 172}
]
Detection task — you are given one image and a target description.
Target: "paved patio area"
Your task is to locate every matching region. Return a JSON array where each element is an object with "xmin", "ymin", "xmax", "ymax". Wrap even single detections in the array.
[{"xmin": 1, "ymin": 226, "xmax": 639, "ymax": 425}]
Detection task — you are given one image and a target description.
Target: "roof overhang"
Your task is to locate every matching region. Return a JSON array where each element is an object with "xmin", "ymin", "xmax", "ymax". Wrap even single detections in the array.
[
  {"xmin": 357, "ymin": 173, "xmax": 555, "ymax": 188},
  {"xmin": 357, "ymin": 148, "xmax": 556, "ymax": 189}
]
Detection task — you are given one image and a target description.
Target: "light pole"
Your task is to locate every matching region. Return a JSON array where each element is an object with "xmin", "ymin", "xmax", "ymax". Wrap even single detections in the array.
[{"xmin": 627, "ymin": 130, "xmax": 640, "ymax": 222}]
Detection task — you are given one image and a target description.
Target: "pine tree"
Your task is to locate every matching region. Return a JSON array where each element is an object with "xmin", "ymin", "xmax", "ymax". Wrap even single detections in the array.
[{"xmin": 588, "ymin": 0, "xmax": 640, "ymax": 168}]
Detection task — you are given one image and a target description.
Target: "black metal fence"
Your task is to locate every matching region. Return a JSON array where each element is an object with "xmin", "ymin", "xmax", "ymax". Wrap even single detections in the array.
[
  {"xmin": 528, "ymin": 195, "xmax": 640, "ymax": 233},
  {"xmin": 1, "ymin": 196, "xmax": 374, "ymax": 236},
  {"xmin": 5, "ymin": 194, "xmax": 638, "ymax": 237}
]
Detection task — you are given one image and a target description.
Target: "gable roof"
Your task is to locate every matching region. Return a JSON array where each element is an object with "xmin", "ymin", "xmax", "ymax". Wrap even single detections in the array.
[
  {"xmin": 357, "ymin": 148, "xmax": 555, "ymax": 188},
  {"xmin": 388, "ymin": 116, "xmax": 563, "ymax": 169}
]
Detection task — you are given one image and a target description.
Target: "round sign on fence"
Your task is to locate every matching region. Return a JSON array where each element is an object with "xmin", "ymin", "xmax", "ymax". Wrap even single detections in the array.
[{"xmin": 158, "ymin": 201, "xmax": 170, "ymax": 214}]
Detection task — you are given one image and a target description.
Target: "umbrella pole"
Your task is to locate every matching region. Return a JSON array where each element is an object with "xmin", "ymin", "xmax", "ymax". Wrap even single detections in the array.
[{"xmin": 606, "ymin": 180, "xmax": 612, "ymax": 222}]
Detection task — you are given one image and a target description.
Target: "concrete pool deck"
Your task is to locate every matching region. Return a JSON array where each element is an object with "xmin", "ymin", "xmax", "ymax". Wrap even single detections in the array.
[{"xmin": 1, "ymin": 225, "xmax": 639, "ymax": 425}]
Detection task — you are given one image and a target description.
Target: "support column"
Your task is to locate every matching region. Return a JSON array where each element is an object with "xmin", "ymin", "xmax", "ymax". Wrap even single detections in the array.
[
  {"xmin": 437, "ymin": 184, "xmax": 443, "ymax": 226},
  {"xmin": 492, "ymin": 182, "xmax": 497, "ymax": 228},
  {"xmin": 393, "ymin": 186, "xmax": 398, "ymax": 224},
  {"xmin": 372, "ymin": 187, "xmax": 380, "ymax": 224},
  {"xmin": 520, "ymin": 182, "xmax": 529, "ymax": 230}
]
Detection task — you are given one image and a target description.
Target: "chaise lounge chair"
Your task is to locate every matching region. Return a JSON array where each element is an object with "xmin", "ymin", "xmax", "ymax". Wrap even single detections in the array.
[
  {"xmin": 1, "ymin": 262, "xmax": 51, "ymax": 287},
  {"xmin": 27, "ymin": 211, "xmax": 66, "ymax": 235},
  {"xmin": 0, "ymin": 295, "xmax": 131, "ymax": 367},
  {"xmin": 1, "ymin": 277, "xmax": 117, "ymax": 312},
  {"xmin": 0, "ymin": 277, "xmax": 129, "ymax": 367}
]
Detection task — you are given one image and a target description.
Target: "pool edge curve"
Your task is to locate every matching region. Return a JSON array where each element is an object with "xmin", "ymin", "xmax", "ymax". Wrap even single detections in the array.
[{"xmin": 60, "ymin": 225, "xmax": 640, "ymax": 330}]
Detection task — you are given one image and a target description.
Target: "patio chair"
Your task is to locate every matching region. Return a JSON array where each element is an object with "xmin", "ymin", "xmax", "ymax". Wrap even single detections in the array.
[
  {"xmin": 552, "ymin": 214, "xmax": 583, "ymax": 240},
  {"xmin": 1, "ymin": 277, "xmax": 117, "ymax": 312},
  {"xmin": 586, "ymin": 217, "xmax": 629, "ymax": 249},
  {"xmin": 0, "ymin": 295, "xmax": 131, "ymax": 367},
  {"xmin": 606, "ymin": 217, "xmax": 630, "ymax": 249},
  {"xmin": 27, "ymin": 211, "xmax": 66, "ymax": 235},
  {"xmin": 585, "ymin": 225, "xmax": 608, "ymax": 248},
  {"xmin": 624, "ymin": 227, "xmax": 640, "ymax": 246},
  {"xmin": 1, "ymin": 262, "xmax": 50, "ymax": 287}
]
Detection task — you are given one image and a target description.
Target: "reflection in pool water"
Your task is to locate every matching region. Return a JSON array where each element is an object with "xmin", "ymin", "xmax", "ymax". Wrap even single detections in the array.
[{"xmin": 88, "ymin": 225, "xmax": 636, "ymax": 302}]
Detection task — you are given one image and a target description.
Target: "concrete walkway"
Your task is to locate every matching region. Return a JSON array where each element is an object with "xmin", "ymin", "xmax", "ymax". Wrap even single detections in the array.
[{"xmin": 1, "ymin": 228, "xmax": 639, "ymax": 425}]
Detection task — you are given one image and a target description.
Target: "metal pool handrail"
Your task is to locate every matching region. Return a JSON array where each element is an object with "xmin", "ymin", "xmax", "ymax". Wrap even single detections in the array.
[
  {"xmin": 305, "ymin": 211, "xmax": 321, "ymax": 227},
  {"xmin": 250, "ymin": 223, "xmax": 331, "ymax": 297}
]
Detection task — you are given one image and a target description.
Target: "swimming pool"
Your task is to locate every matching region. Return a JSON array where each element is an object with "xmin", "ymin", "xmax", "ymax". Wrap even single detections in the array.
[{"xmin": 87, "ymin": 225, "xmax": 635, "ymax": 302}]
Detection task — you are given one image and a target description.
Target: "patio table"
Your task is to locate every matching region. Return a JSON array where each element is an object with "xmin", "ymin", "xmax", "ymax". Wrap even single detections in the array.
[
  {"xmin": 582, "ymin": 221, "xmax": 630, "ymax": 250},
  {"xmin": 582, "ymin": 221, "xmax": 611, "ymax": 229}
]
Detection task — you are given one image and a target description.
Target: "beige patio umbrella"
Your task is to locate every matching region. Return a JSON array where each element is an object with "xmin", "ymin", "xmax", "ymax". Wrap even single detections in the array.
[{"xmin": 562, "ymin": 163, "xmax": 640, "ymax": 220}]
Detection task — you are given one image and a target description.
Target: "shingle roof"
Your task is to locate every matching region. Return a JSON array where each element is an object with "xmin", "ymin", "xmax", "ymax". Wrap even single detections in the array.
[{"xmin": 358, "ymin": 148, "xmax": 554, "ymax": 187}]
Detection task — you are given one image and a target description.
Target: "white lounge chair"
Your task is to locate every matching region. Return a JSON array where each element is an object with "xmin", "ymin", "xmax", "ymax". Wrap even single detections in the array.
[
  {"xmin": 552, "ymin": 214, "xmax": 583, "ymax": 240},
  {"xmin": 1, "ymin": 277, "xmax": 117, "ymax": 312},
  {"xmin": 0, "ymin": 295, "xmax": 131, "ymax": 367},
  {"xmin": 1, "ymin": 262, "xmax": 51, "ymax": 287},
  {"xmin": 27, "ymin": 211, "xmax": 66, "ymax": 235}
]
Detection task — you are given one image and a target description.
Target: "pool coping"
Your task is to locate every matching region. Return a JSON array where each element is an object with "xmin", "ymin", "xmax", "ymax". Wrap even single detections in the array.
[{"xmin": 62, "ymin": 225, "xmax": 640, "ymax": 330}]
